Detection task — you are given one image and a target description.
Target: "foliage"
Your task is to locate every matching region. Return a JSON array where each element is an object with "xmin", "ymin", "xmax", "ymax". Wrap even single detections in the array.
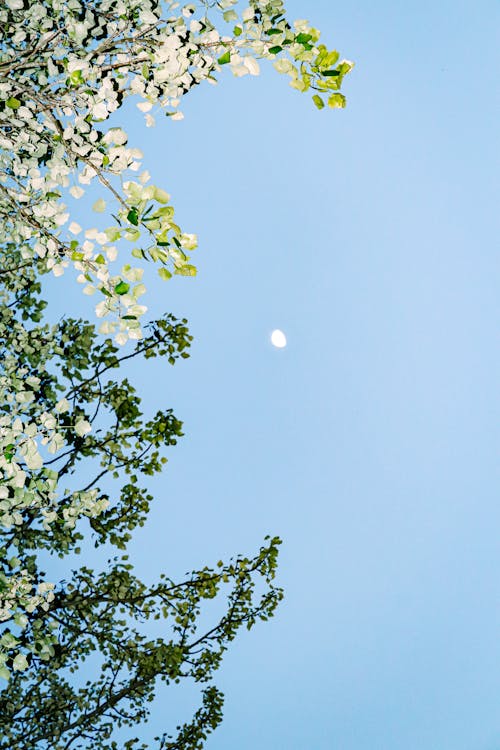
[
  {"xmin": 0, "ymin": 0, "xmax": 353, "ymax": 341},
  {"xmin": 0, "ymin": 1, "xmax": 352, "ymax": 746},
  {"xmin": 0, "ymin": 249, "xmax": 283, "ymax": 748}
]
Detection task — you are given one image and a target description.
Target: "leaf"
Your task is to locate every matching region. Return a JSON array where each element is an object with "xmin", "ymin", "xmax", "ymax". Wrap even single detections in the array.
[
  {"xmin": 12, "ymin": 654, "xmax": 29, "ymax": 672},
  {"xmin": 70, "ymin": 70, "xmax": 84, "ymax": 85},
  {"xmin": 153, "ymin": 187, "xmax": 170, "ymax": 204},
  {"xmin": 92, "ymin": 198, "xmax": 106, "ymax": 213},
  {"xmin": 217, "ymin": 50, "xmax": 231, "ymax": 65},
  {"xmin": 324, "ymin": 50, "xmax": 340, "ymax": 67},
  {"xmin": 175, "ymin": 264, "xmax": 197, "ymax": 277},
  {"xmin": 127, "ymin": 208, "xmax": 139, "ymax": 226},
  {"xmin": 269, "ymin": 45, "xmax": 283, "ymax": 55},
  {"xmin": 158, "ymin": 267, "xmax": 172, "ymax": 281},
  {"xmin": 3, "ymin": 444, "xmax": 15, "ymax": 461},
  {"xmin": 125, "ymin": 228, "xmax": 140, "ymax": 242},
  {"xmin": 74, "ymin": 419, "xmax": 92, "ymax": 437},
  {"xmin": 150, "ymin": 247, "xmax": 168, "ymax": 263},
  {"xmin": 312, "ymin": 94, "xmax": 325, "ymax": 110},
  {"xmin": 105, "ymin": 227, "xmax": 121, "ymax": 242},
  {"xmin": 114, "ymin": 281, "xmax": 130, "ymax": 295},
  {"xmin": 328, "ymin": 93, "xmax": 346, "ymax": 109},
  {"xmin": 338, "ymin": 60, "xmax": 354, "ymax": 76},
  {"xmin": 6, "ymin": 97, "xmax": 21, "ymax": 109},
  {"xmin": 296, "ymin": 33, "xmax": 313, "ymax": 45}
]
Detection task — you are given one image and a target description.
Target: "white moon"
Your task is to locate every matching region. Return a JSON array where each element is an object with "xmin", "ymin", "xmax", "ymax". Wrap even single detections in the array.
[{"xmin": 271, "ymin": 329, "xmax": 287, "ymax": 348}]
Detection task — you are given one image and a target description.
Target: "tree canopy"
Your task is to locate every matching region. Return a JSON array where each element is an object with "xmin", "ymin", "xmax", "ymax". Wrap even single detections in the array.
[
  {"xmin": 0, "ymin": 1, "xmax": 352, "ymax": 746},
  {"xmin": 0, "ymin": 0, "xmax": 352, "ymax": 340}
]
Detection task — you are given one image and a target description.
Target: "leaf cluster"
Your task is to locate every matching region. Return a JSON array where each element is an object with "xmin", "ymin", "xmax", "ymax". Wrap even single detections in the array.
[{"xmin": 0, "ymin": 250, "xmax": 283, "ymax": 748}]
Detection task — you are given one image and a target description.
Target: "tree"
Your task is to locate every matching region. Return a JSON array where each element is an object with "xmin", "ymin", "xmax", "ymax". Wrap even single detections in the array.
[
  {"xmin": 0, "ymin": 246, "xmax": 283, "ymax": 748},
  {"xmin": 0, "ymin": 1, "xmax": 352, "ymax": 747},
  {"xmin": 0, "ymin": 0, "xmax": 352, "ymax": 341}
]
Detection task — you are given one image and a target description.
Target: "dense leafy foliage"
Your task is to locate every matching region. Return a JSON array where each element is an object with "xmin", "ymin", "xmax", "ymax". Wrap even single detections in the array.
[
  {"xmin": 0, "ymin": 1, "xmax": 351, "ymax": 746},
  {"xmin": 0, "ymin": 0, "xmax": 352, "ymax": 340}
]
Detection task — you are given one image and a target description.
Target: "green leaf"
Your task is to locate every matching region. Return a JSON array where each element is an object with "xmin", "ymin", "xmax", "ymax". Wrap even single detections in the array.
[
  {"xmin": 150, "ymin": 247, "xmax": 168, "ymax": 263},
  {"xmin": 312, "ymin": 94, "xmax": 325, "ymax": 110},
  {"xmin": 127, "ymin": 208, "xmax": 139, "ymax": 226},
  {"xmin": 328, "ymin": 93, "xmax": 346, "ymax": 109},
  {"xmin": 158, "ymin": 267, "xmax": 172, "ymax": 281},
  {"xmin": 233, "ymin": 25, "xmax": 242, "ymax": 37},
  {"xmin": 323, "ymin": 50, "xmax": 340, "ymax": 67},
  {"xmin": 70, "ymin": 70, "xmax": 84, "ymax": 85},
  {"xmin": 217, "ymin": 50, "xmax": 231, "ymax": 65},
  {"xmin": 338, "ymin": 60, "xmax": 354, "ymax": 76},
  {"xmin": 323, "ymin": 70, "xmax": 341, "ymax": 77},
  {"xmin": 152, "ymin": 206, "xmax": 173, "ymax": 218},
  {"xmin": 6, "ymin": 97, "xmax": 21, "ymax": 109},
  {"xmin": 105, "ymin": 227, "xmax": 121, "ymax": 242},
  {"xmin": 125, "ymin": 228, "xmax": 140, "ymax": 241},
  {"xmin": 3, "ymin": 444, "xmax": 15, "ymax": 462},
  {"xmin": 175, "ymin": 264, "xmax": 197, "ymax": 277},
  {"xmin": 296, "ymin": 33, "xmax": 313, "ymax": 45},
  {"xmin": 269, "ymin": 45, "xmax": 283, "ymax": 55},
  {"xmin": 114, "ymin": 281, "xmax": 130, "ymax": 295},
  {"xmin": 153, "ymin": 187, "xmax": 170, "ymax": 204}
]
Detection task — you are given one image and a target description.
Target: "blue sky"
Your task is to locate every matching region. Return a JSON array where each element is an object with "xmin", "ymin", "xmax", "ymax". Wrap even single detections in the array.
[{"xmin": 47, "ymin": 1, "xmax": 499, "ymax": 748}]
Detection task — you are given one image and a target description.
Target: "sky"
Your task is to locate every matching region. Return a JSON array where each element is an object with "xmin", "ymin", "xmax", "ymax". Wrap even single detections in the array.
[{"xmin": 46, "ymin": 1, "xmax": 499, "ymax": 748}]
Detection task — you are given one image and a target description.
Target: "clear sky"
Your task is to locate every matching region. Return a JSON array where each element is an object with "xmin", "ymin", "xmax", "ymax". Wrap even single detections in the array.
[{"xmin": 48, "ymin": 1, "xmax": 499, "ymax": 748}]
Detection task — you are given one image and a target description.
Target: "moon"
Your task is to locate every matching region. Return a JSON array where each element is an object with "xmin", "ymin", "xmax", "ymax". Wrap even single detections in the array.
[{"xmin": 270, "ymin": 329, "xmax": 287, "ymax": 348}]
